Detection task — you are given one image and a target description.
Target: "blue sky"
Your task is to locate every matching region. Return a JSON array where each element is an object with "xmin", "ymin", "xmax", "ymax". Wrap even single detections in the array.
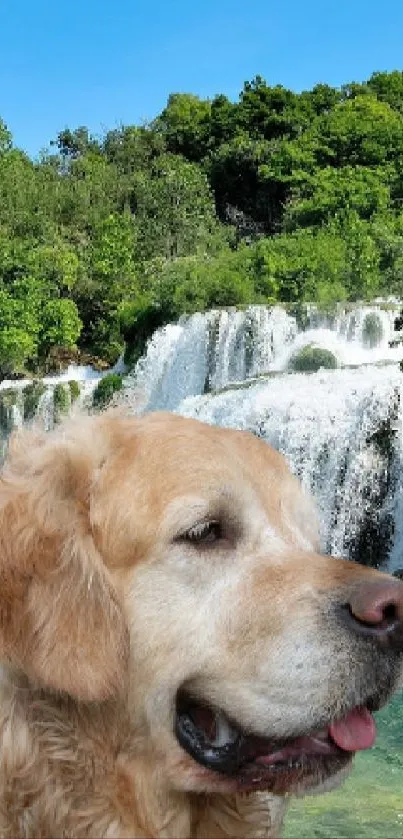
[{"xmin": 1, "ymin": 0, "xmax": 403, "ymax": 158}]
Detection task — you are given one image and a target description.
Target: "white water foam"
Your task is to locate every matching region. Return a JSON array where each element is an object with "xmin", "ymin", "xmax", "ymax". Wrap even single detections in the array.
[
  {"xmin": 122, "ymin": 303, "xmax": 402, "ymax": 414},
  {"xmin": 176, "ymin": 364, "xmax": 403, "ymax": 568},
  {"xmin": 2, "ymin": 301, "xmax": 403, "ymax": 570}
]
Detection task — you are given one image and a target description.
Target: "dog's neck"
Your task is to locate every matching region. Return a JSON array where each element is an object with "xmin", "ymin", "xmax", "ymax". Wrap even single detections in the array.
[
  {"xmin": 0, "ymin": 675, "xmax": 286, "ymax": 838},
  {"xmin": 191, "ymin": 792, "xmax": 286, "ymax": 838},
  {"xmin": 117, "ymin": 753, "xmax": 286, "ymax": 838}
]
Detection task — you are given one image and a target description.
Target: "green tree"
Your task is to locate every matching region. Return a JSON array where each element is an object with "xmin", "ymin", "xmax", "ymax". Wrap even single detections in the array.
[
  {"xmin": 51, "ymin": 126, "xmax": 101, "ymax": 166},
  {"xmin": 0, "ymin": 148, "xmax": 45, "ymax": 237},
  {"xmin": 56, "ymin": 152, "xmax": 124, "ymax": 231},
  {"xmin": 133, "ymin": 154, "xmax": 223, "ymax": 261},
  {"xmin": 307, "ymin": 95, "xmax": 403, "ymax": 168},
  {"xmin": 370, "ymin": 211, "xmax": 403, "ymax": 295},
  {"xmin": 0, "ymin": 327, "xmax": 35, "ymax": 379},
  {"xmin": 248, "ymin": 228, "xmax": 348, "ymax": 304},
  {"xmin": 27, "ymin": 241, "xmax": 80, "ymax": 291},
  {"xmin": 284, "ymin": 166, "xmax": 390, "ymax": 229},
  {"xmin": 0, "ymin": 119, "xmax": 12, "ymax": 153},
  {"xmin": 332, "ymin": 211, "xmax": 382, "ymax": 299},
  {"xmin": 209, "ymin": 95, "xmax": 238, "ymax": 146},
  {"xmin": 367, "ymin": 70, "xmax": 403, "ymax": 113},
  {"xmin": 238, "ymin": 77, "xmax": 305, "ymax": 140},
  {"xmin": 103, "ymin": 125, "xmax": 166, "ymax": 174},
  {"xmin": 157, "ymin": 93, "xmax": 211, "ymax": 161},
  {"xmin": 0, "ymin": 277, "xmax": 41, "ymax": 377},
  {"xmin": 39, "ymin": 299, "xmax": 82, "ymax": 359},
  {"xmin": 79, "ymin": 212, "xmax": 137, "ymax": 361},
  {"xmin": 302, "ymin": 83, "xmax": 342, "ymax": 116}
]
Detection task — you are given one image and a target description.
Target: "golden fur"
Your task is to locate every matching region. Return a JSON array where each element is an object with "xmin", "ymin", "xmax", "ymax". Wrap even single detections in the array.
[{"xmin": 0, "ymin": 410, "xmax": 400, "ymax": 838}]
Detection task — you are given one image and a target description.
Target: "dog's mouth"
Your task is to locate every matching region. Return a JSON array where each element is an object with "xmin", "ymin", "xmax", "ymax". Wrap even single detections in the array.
[{"xmin": 175, "ymin": 692, "xmax": 377, "ymax": 793}]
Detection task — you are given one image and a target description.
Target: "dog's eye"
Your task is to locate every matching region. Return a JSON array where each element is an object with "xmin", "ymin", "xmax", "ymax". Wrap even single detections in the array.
[{"xmin": 183, "ymin": 520, "xmax": 222, "ymax": 545}]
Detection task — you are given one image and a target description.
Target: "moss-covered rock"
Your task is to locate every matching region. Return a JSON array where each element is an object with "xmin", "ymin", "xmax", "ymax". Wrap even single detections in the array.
[
  {"xmin": 362, "ymin": 312, "xmax": 384, "ymax": 348},
  {"xmin": 68, "ymin": 380, "xmax": 80, "ymax": 403},
  {"xmin": 289, "ymin": 345, "xmax": 338, "ymax": 372},
  {"xmin": 286, "ymin": 302, "xmax": 310, "ymax": 331},
  {"xmin": 92, "ymin": 373, "xmax": 123, "ymax": 410},
  {"xmin": 23, "ymin": 381, "xmax": 46, "ymax": 421},
  {"xmin": 53, "ymin": 383, "xmax": 70, "ymax": 422},
  {"xmin": 0, "ymin": 388, "xmax": 20, "ymax": 435},
  {"xmin": 123, "ymin": 343, "xmax": 144, "ymax": 371}
]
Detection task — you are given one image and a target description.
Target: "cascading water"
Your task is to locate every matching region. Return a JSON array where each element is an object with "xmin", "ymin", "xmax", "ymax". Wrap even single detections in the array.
[
  {"xmin": 131, "ymin": 314, "xmax": 210, "ymax": 412},
  {"xmin": 120, "ymin": 301, "xmax": 403, "ymax": 572},
  {"xmin": 122, "ymin": 303, "xmax": 403, "ymax": 411},
  {"xmin": 2, "ymin": 301, "xmax": 403, "ymax": 572},
  {"xmin": 177, "ymin": 366, "xmax": 402, "ymax": 571},
  {"xmin": 122, "ymin": 305, "xmax": 299, "ymax": 410},
  {"xmin": 0, "ymin": 364, "xmax": 104, "ymax": 453}
]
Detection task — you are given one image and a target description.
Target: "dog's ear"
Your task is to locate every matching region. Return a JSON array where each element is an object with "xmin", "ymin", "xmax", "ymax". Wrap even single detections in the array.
[{"xmin": 0, "ymin": 421, "xmax": 129, "ymax": 701}]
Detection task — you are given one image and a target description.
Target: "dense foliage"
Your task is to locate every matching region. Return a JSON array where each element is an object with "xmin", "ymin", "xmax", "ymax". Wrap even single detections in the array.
[{"xmin": 2, "ymin": 70, "xmax": 403, "ymax": 377}]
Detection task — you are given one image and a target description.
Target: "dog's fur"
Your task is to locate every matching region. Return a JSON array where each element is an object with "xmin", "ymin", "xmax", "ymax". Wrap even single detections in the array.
[{"xmin": 0, "ymin": 411, "xmax": 401, "ymax": 838}]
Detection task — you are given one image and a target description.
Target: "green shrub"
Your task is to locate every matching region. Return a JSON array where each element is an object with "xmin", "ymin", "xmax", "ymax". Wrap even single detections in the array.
[
  {"xmin": 23, "ymin": 381, "xmax": 46, "ymax": 420},
  {"xmin": 89, "ymin": 317, "xmax": 125, "ymax": 366},
  {"xmin": 53, "ymin": 383, "xmax": 70, "ymax": 421},
  {"xmin": 92, "ymin": 373, "xmax": 123, "ymax": 409},
  {"xmin": 68, "ymin": 379, "xmax": 80, "ymax": 402},
  {"xmin": 289, "ymin": 345, "xmax": 338, "ymax": 372},
  {"xmin": 120, "ymin": 294, "xmax": 169, "ymax": 370}
]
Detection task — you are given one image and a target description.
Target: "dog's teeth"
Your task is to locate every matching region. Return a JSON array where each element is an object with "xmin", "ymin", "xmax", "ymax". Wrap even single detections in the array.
[
  {"xmin": 315, "ymin": 728, "xmax": 330, "ymax": 740},
  {"xmin": 211, "ymin": 711, "xmax": 238, "ymax": 746}
]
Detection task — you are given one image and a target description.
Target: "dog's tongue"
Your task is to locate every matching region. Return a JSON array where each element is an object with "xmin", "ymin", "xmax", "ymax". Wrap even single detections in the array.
[{"xmin": 329, "ymin": 707, "xmax": 376, "ymax": 752}]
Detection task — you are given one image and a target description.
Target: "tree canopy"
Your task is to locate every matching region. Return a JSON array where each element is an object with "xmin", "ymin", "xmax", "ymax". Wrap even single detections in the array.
[{"xmin": 1, "ymin": 69, "xmax": 403, "ymax": 377}]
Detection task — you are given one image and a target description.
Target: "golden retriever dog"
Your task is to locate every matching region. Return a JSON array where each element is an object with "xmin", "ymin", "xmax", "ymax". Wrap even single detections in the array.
[{"xmin": 0, "ymin": 410, "xmax": 402, "ymax": 839}]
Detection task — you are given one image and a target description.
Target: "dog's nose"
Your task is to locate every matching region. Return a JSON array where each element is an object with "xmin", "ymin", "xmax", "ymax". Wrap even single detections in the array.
[{"xmin": 347, "ymin": 579, "xmax": 403, "ymax": 646}]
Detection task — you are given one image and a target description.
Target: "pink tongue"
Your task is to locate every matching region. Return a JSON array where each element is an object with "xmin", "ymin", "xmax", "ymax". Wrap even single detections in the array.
[{"xmin": 329, "ymin": 707, "xmax": 376, "ymax": 752}]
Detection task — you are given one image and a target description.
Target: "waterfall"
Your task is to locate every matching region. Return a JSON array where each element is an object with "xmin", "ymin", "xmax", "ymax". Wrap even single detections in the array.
[
  {"xmin": 120, "ymin": 301, "xmax": 403, "ymax": 571},
  {"xmin": 0, "ymin": 365, "xmax": 103, "ymax": 446},
  {"xmin": 128, "ymin": 315, "xmax": 210, "ymax": 412},
  {"xmin": 2, "ymin": 300, "xmax": 403, "ymax": 572},
  {"xmin": 177, "ymin": 366, "xmax": 402, "ymax": 571},
  {"xmin": 122, "ymin": 302, "xmax": 403, "ymax": 413},
  {"xmin": 122, "ymin": 305, "xmax": 299, "ymax": 410}
]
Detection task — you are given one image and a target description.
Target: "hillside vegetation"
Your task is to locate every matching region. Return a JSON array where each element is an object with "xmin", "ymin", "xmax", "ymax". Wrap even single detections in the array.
[{"xmin": 2, "ymin": 71, "xmax": 403, "ymax": 377}]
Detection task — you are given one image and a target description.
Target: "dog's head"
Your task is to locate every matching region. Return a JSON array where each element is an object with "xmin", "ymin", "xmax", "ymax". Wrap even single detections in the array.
[{"xmin": 0, "ymin": 411, "xmax": 402, "ymax": 798}]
